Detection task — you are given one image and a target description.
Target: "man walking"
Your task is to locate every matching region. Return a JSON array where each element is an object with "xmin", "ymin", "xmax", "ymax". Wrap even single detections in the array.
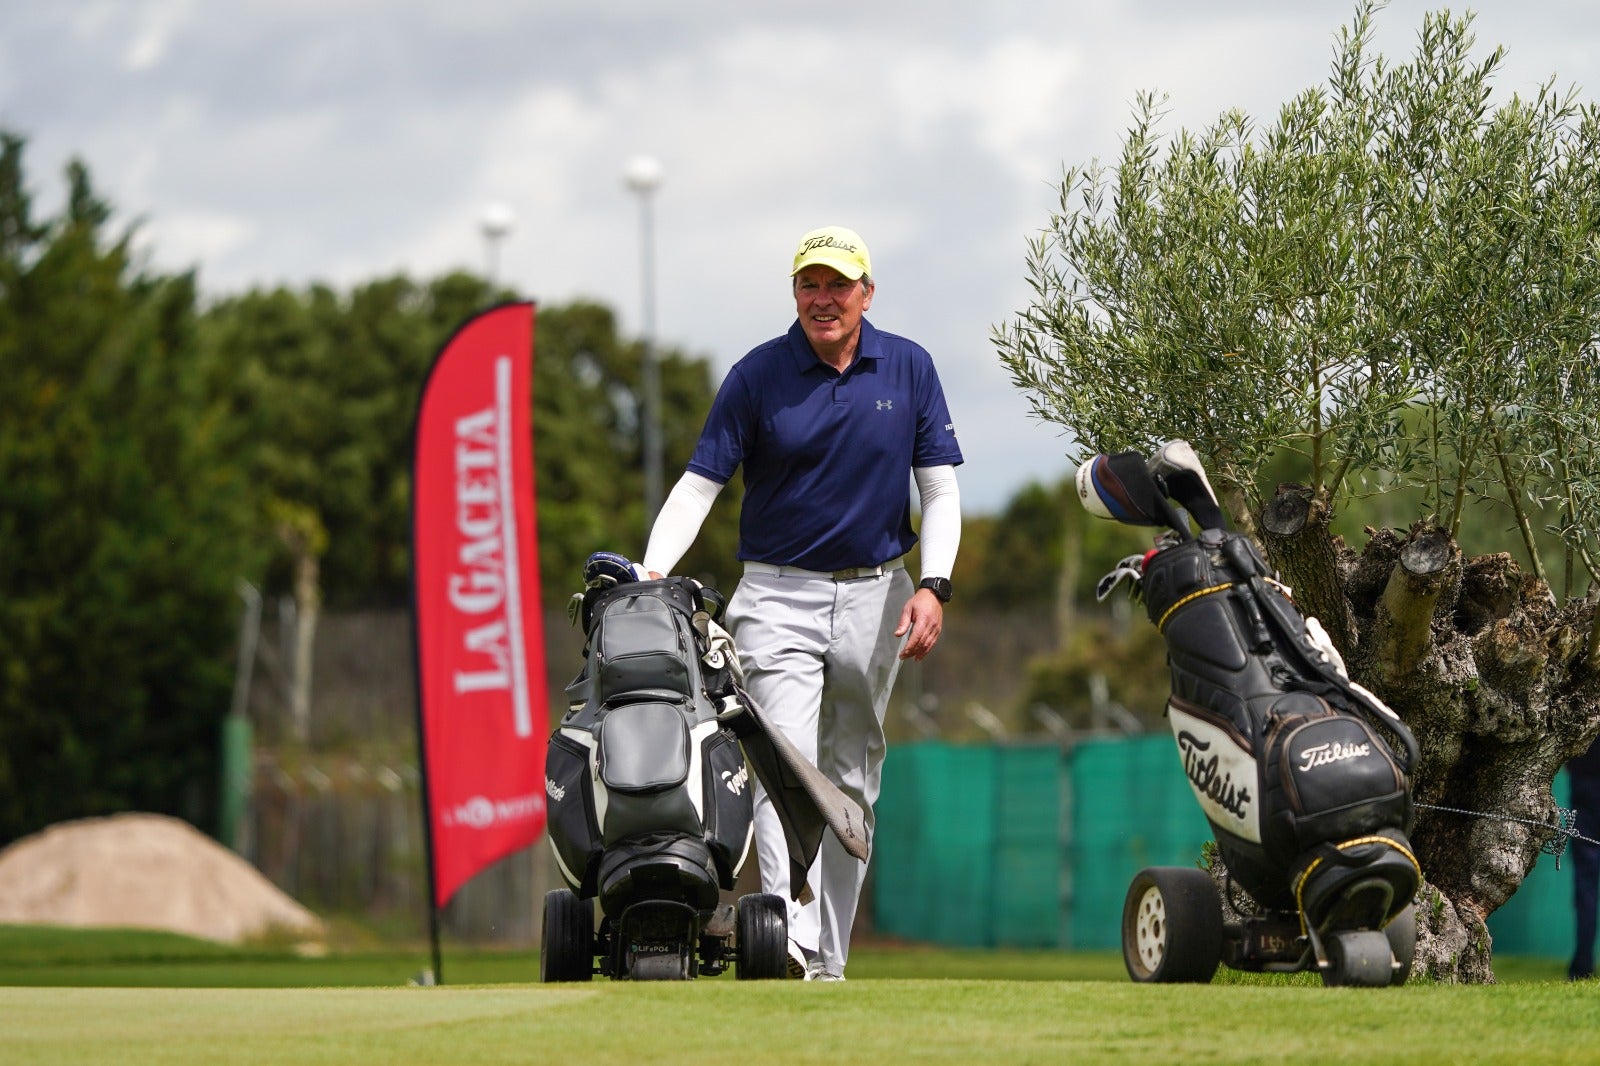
[{"xmin": 642, "ymin": 225, "xmax": 962, "ymax": 980}]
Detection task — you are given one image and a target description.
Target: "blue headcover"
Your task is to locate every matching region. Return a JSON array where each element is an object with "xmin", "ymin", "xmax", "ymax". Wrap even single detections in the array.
[{"xmin": 584, "ymin": 550, "xmax": 646, "ymax": 590}]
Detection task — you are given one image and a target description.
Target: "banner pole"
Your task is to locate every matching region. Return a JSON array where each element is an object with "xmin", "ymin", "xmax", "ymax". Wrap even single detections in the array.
[
  {"xmin": 413, "ymin": 687, "xmax": 445, "ymax": 985},
  {"xmin": 409, "ymin": 317, "xmax": 451, "ymax": 988},
  {"xmin": 411, "ymin": 479, "xmax": 446, "ymax": 986}
]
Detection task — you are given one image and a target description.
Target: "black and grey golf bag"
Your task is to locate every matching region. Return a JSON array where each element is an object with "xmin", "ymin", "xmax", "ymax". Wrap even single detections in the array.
[
  {"xmin": 540, "ymin": 552, "xmax": 868, "ymax": 982},
  {"xmin": 1082, "ymin": 442, "xmax": 1421, "ymax": 985},
  {"xmin": 542, "ymin": 558, "xmax": 765, "ymax": 979},
  {"xmin": 546, "ymin": 573, "xmax": 752, "ymax": 913}
]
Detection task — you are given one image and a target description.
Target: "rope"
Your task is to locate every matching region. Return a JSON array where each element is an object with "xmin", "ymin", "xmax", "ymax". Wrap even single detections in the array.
[{"xmin": 1414, "ymin": 801, "xmax": 1600, "ymax": 871}]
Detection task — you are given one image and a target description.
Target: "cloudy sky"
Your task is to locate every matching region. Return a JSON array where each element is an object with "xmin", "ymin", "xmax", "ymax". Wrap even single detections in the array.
[{"xmin": 4, "ymin": 1, "xmax": 1595, "ymax": 512}]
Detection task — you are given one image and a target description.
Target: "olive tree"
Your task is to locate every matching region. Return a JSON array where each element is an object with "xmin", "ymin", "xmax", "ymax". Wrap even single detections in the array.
[{"xmin": 995, "ymin": 2, "xmax": 1600, "ymax": 981}]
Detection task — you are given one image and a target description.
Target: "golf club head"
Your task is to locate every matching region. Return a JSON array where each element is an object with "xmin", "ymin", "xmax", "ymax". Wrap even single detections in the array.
[{"xmin": 1146, "ymin": 439, "xmax": 1226, "ymax": 531}]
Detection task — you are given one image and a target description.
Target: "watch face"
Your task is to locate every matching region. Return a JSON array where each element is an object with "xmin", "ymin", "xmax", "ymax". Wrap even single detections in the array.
[{"xmin": 920, "ymin": 577, "xmax": 952, "ymax": 603}]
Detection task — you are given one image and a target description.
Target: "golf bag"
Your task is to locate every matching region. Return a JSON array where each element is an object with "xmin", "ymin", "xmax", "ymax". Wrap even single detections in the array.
[
  {"xmin": 541, "ymin": 552, "xmax": 868, "ymax": 981},
  {"xmin": 546, "ymin": 570, "xmax": 750, "ymax": 914},
  {"xmin": 1081, "ymin": 443, "xmax": 1421, "ymax": 978}
]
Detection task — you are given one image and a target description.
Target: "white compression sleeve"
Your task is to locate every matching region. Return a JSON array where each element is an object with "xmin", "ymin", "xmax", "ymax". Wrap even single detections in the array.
[
  {"xmin": 642, "ymin": 471, "xmax": 724, "ymax": 575},
  {"xmin": 913, "ymin": 464, "xmax": 961, "ymax": 579}
]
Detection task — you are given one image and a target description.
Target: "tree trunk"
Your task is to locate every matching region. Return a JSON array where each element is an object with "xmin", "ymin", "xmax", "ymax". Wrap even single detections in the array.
[
  {"xmin": 1056, "ymin": 513, "xmax": 1081, "ymax": 639},
  {"xmin": 1299, "ymin": 517, "xmax": 1600, "ymax": 982},
  {"xmin": 1258, "ymin": 484, "xmax": 1356, "ymax": 655},
  {"xmin": 291, "ymin": 550, "xmax": 321, "ymax": 745}
]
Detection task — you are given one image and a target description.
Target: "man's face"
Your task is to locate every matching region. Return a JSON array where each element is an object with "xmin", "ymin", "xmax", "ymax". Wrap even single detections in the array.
[{"xmin": 793, "ymin": 264, "xmax": 874, "ymax": 353}]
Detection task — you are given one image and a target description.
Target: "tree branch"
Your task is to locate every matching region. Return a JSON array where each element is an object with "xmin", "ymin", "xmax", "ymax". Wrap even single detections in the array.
[
  {"xmin": 1259, "ymin": 484, "xmax": 1356, "ymax": 653},
  {"xmin": 1490, "ymin": 421, "xmax": 1548, "ymax": 588},
  {"xmin": 1375, "ymin": 524, "xmax": 1459, "ymax": 679}
]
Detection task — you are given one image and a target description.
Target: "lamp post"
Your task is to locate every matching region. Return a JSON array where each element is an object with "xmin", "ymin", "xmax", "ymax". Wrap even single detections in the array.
[
  {"xmin": 480, "ymin": 201, "xmax": 515, "ymax": 286},
  {"xmin": 624, "ymin": 155, "xmax": 664, "ymax": 526}
]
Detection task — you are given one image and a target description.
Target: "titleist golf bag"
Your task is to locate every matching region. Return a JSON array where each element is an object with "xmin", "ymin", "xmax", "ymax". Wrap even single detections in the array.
[
  {"xmin": 1080, "ymin": 442, "xmax": 1422, "ymax": 987},
  {"xmin": 541, "ymin": 552, "xmax": 868, "ymax": 982}
]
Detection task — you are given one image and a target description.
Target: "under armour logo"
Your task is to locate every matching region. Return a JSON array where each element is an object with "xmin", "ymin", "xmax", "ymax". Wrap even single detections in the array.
[{"xmin": 876, "ymin": 400, "xmax": 894, "ymax": 410}]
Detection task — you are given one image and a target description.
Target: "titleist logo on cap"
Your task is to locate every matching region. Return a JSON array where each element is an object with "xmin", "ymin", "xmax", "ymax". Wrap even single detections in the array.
[{"xmin": 802, "ymin": 235, "xmax": 859, "ymax": 254}]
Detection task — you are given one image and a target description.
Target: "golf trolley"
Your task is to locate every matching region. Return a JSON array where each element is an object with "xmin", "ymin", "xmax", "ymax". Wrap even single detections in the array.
[
  {"xmin": 539, "ymin": 552, "xmax": 869, "ymax": 980},
  {"xmin": 1080, "ymin": 442, "xmax": 1422, "ymax": 987},
  {"xmin": 540, "ymin": 554, "xmax": 788, "ymax": 981}
]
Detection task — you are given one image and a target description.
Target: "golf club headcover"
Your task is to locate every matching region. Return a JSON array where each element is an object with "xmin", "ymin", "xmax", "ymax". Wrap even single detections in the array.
[
  {"xmin": 574, "ymin": 551, "xmax": 650, "ymax": 633},
  {"xmin": 583, "ymin": 550, "xmax": 648, "ymax": 590},
  {"xmin": 1076, "ymin": 451, "xmax": 1169, "ymax": 527},
  {"xmin": 1147, "ymin": 439, "xmax": 1227, "ymax": 531}
]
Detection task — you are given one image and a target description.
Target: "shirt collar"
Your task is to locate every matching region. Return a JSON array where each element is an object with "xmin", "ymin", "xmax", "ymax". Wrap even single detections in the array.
[{"xmin": 785, "ymin": 318, "xmax": 880, "ymax": 374}]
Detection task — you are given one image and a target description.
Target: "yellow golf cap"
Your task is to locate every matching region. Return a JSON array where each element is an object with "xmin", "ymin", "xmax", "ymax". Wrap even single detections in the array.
[{"xmin": 790, "ymin": 226, "xmax": 871, "ymax": 280}]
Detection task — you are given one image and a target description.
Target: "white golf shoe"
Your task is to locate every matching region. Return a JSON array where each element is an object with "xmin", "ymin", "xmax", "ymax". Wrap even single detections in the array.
[{"xmin": 804, "ymin": 960, "xmax": 845, "ymax": 982}]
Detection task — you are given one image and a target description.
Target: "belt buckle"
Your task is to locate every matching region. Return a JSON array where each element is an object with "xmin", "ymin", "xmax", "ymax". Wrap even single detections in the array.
[{"xmin": 832, "ymin": 566, "xmax": 872, "ymax": 581}]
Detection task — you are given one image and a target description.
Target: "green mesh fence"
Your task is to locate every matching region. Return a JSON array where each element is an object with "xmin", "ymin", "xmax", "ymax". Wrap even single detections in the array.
[
  {"xmin": 1066, "ymin": 735, "xmax": 1213, "ymax": 949},
  {"xmin": 872, "ymin": 738, "xmax": 1581, "ymax": 958},
  {"xmin": 873, "ymin": 742, "xmax": 1062, "ymax": 947},
  {"xmin": 992, "ymin": 745, "xmax": 1067, "ymax": 946}
]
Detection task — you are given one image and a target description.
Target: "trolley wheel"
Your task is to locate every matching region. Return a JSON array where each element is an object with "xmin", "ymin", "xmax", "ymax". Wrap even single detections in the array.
[
  {"xmin": 1322, "ymin": 929, "xmax": 1394, "ymax": 987},
  {"xmin": 1122, "ymin": 867, "xmax": 1223, "ymax": 984},
  {"xmin": 1384, "ymin": 904, "xmax": 1417, "ymax": 986},
  {"xmin": 735, "ymin": 892, "xmax": 788, "ymax": 980},
  {"xmin": 539, "ymin": 888, "xmax": 595, "ymax": 982}
]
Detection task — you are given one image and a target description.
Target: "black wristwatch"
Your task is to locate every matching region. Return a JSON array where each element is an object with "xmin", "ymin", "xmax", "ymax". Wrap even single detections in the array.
[{"xmin": 918, "ymin": 577, "xmax": 953, "ymax": 603}]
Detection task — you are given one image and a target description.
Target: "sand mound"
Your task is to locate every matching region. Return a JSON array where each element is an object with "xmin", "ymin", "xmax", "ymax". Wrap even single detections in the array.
[{"xmin": 0, "ymin": 812, "xmax": 324, "ymax": 944}]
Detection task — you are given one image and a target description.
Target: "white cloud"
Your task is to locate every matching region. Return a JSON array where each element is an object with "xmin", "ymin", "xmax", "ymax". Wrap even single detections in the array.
[
  {"xmin": 8, "ymin": 0, "xmax": 1600, "ymax": 510},
  {"xmin": 122, "ymin": 0, "xmax": 198, "ymax": 72},
  {"xmin": 140, "ymin": 209, "xmax": 256, "ymax": 268}
]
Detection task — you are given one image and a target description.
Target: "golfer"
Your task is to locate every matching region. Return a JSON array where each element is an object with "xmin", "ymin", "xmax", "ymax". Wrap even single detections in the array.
[{"xmin": 642, "ymin": 225, "xmax": 962, "ymax": 981}]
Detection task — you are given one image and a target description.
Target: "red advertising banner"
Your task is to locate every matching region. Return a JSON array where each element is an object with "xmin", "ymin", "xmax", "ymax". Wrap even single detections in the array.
[{"xmin": 411, "ymin": 302, "xmax": 546, "ymax": 909}]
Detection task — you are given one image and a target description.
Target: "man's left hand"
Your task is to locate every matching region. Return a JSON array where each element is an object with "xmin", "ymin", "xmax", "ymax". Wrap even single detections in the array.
[{"xmin": 895, "ymin": 589, "xmax": 944, "ymax": 661}]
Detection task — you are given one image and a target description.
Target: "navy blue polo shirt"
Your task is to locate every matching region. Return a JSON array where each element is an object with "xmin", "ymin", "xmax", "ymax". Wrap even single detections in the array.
[{"xmin": 687, "ymin": 318, "xmax": 963, "ymax": 571}]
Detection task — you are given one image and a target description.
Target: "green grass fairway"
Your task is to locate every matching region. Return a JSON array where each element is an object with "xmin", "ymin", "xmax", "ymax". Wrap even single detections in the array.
[
  {"xmin": 5, "ymin": 980, "xmax": 1600, "ymax": 1065},
  {"xmin": 2, "ymin": 927, "xmax": 1595, "ymax": 1064}
]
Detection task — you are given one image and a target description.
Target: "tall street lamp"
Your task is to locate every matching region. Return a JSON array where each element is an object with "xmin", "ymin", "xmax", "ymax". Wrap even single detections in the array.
[
  {"xmin": 624, "ymin": 155, "xmax": 664, "ymax": 526},
  {"xmin": 480, "ymin": 201, "xmax": 515, "ymax": 286}
]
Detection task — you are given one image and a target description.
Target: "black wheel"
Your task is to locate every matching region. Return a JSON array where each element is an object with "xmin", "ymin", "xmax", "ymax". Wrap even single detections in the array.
[
  {"xmin": 1383, "ymin": 904, "xmax": 1416, "ymax": 986},
  {"xmin": 1122, "ymin": 867, "xmax": 1223, "ymax": 984},
  {"xmin": 540, "ymin": 888, "xmax": 594, "ymax": 982},
  {"xmin": 1322, "ymin": 929, "xmax": 1394, "ymax": 987},
  {"xmin": 735, "ymin": 892, "xmax": 787, "ymax": 980}
]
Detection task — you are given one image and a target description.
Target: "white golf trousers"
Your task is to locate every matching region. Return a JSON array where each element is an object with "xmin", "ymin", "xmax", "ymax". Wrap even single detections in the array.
[{"xmin": 726, "ymin": 565, "xmax": 912, "ymax": 975}]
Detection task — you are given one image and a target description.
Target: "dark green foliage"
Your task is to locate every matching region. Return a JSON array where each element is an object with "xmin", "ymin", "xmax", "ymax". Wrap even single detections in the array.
[
  {"xmin": 195, "ymin": 281, "xmax": 739, "ymax": 608},
  {"xmin": 0, "ymin": 136, "xmax": 263, "ymax": 844},
  {"xmin": 520, "ymin": 298, "xmax": 740, "ymax": 598},
  {"xmin": 1017, "ymin": 618, "xmax": 1170, "ymax": 728},
  {"xmin": 197, "ymin": 276, "xmax": 452, "ymax": 607},
  {"xmin": 960, "ymin": 478, "xmax": 1143, "ymax": 610},
  {"xmin": 0, "ymin": 129, "xmax": 743, "ymax": 845}
]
